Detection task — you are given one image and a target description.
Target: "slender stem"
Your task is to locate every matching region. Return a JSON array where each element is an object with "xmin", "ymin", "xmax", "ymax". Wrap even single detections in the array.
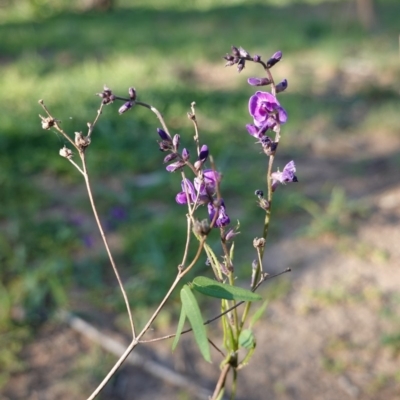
[
  {"xmin": 230, "ymin": 368, "xmax": 237, "ymax": 400},
  {"xmin": 68, "ymin": 159, "xmax": 85, "ymax": 175},
  {"xmin": 135, "ymin": 101, "xmax": 172, "ymax": 139},
  {"xmin": 87, "ymin": 102, "xmax": 104, "ymax": 138},
  {"xmin": 87, "ymin": 238, "xmax": 207, "ymax": 400},
  {"xmin": 80, "ymin": 153, "xmax": 136, "ymax": 339},
  {"xmin": 211, "ymin": 364, "xmax": 230, "ymax": 400}
]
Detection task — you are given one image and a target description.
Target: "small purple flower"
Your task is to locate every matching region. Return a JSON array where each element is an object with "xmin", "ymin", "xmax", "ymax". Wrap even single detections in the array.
[
  {"xmin": 194, "ymin": 169, "xmax": 220, "ymax": 197},
  {"xmin": 253, "ymin": 54, "xmax": 261, "ymax": 62},
  {"xmin": 208, "ymin": 199, "xmax": 230, "ymax": 228},
  {"xmin": 249, "ymin": 91, "xmax": 287, "ymax": 130},
  {"xmin": 128, "ymin": 87, "xmax": 137, "ymax": 100},
  {"xmin": 271, "ymin": 160, "xmax": 298, "ymax": 191},
  {"xmin": 176, "ymin": 179, "xmax": 197, "ymax": 204}
]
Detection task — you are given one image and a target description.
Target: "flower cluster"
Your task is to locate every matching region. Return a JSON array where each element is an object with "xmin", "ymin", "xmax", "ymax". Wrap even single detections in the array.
[
  {"xmin": 225, "ymin": 48, "xmax": 298, "ymax": 191},
  {"xmin": 157, "ymin": 129, "xmax": 230, "ymax": 229}
]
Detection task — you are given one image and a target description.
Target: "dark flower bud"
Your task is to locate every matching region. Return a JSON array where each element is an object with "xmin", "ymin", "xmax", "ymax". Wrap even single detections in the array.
[
  {"xmin": 247, "ymin": 77, "xmax": 272, "ymax": 87},
  {"xmin": 173, "ymin": 134, "xmax": 180, "ymax": 150},
  {"xmin": 157, "ymin": 128, "xmax": 171, "ymax": 142},
  {"xmin": 128, "ymin": 87, "xmax": 137, "ymax": 100},
  {"xmin": 59, "ymin": 146, "xmax": 73, "ymax": 159},
  {"xmin": 225, "ymin": 60, "xmax": 236, "ymax": 67},
  {"xmin": 239, "ymin": 46, "xmax": 251, "ymax": 58},
  {"xmin": 96, "ymin": 85, "xmax": 115, "ymax": 105},
  {"xmin": 223, "ymin": 54, "xmax": 234, "ymax": 61},
  {"xmin": 118, "ymin": 101, "xmax": 134, "ymax": 114},
  {"xmin": 182, "ymin": 148, "xmax": 190, "ymax": 161},
  {"xmin": 231, "ymin": 45, "xmax": 240, "ymax": 57},
  {"xmin": 253, "ymin": 54, "xmax": 261, "ymax": 62},
  {"xmin": 237, "ymin": 58, "xmax": 246, "ymax": 73},
  {"xmin": 275, "ymin": 79, "xmax": 288, "ymax": 93},
  {"xmin": 163, "ymin": 153, "xmax": 178, "ymax": 163},
  {"xmin": 255, "ymin": 189, "xmax": 264, "ymax": 198},
  {"xmin": 255, "ymin": 190, "xmax": 269, "ymax": 210},
  {"xmin": 266, "ymin": 51, "xmax": 282, "ymax": 69},
  {"xmin": 198, "ymin": 145, "xmax": 209, "ymax": 163}
]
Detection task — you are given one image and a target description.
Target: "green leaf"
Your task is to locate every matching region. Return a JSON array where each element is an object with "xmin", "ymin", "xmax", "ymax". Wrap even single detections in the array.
[
  {"xmin": 239, "ymin": 329, "xmax": 256, "ymax": 350},
  {"xmin": 172, "ymin": 304, "xmax": 186, "ymax": 352},
  {"xmin": 250, "ymin": 300, "xmax": 269, "ymax": 328},
  {"xmin": 192, "ymin": 276, "xmax": 262, "ymax": 302},
  {"xmin": 180, "ymin": 285, "xmax": 211, "ymax": 363}
]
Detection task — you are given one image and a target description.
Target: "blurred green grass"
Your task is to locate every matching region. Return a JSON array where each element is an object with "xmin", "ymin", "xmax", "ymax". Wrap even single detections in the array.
[{"xmin": 0, "ymin": 0, "xmax": 399, "ymax": 384}]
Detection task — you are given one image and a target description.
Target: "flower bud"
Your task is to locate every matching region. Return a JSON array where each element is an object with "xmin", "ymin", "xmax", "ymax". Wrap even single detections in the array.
[
  {"xmin": 253, "ymin": 54, "xmax": 261, "ymax": 62},
  {"xmin": 193, "ymin": 219, "xmax": 211, "ymax": 237},
  {"xmin": 157, "ymin": 128, "xmax": 171, "ymax": 142},
  {"xmin": 163, "ymin": 153, "xmax": 178, "ymax": 163},
  {"xmin": 266, "ymin": 51, "xmax": 282, "ymax": 69},
  {"xmin": 118, "ymin": 101, "xmax": 134, "ymax": 114},
  {"xmin": 173, "ymin": 134, "xmax": 180, "ymax": 150},
  {"xmin": 182, "ymin": 148, "xmax": 190, "ymax": 161},
  {"xmin": 247, "ymin": 77, "xmax": 272, "ymax": 87},
  {"xmin": 237, "ymin": 58, "xmax": 245, "ymax": 73},
  {"xmin": 39, "ymin": 115, "xmax": 55, "ymax": 130},
  {"xmin": 239, "ymin": 46, "xmax": 250, "ymax": 58},
  {"xmin": 275, "ymin": 79, "xmax": 288, "ymax": 93},
  {"xmin": 231, "ymin": 45, "xmax": 240, "ymax": 57},
  {"xmin": 75, "ymin": 132, "xmax": 91, "ymax": 148},
  {"xmin": 128, "ymin": 87, "xmax": 137, "ymax": 100}
]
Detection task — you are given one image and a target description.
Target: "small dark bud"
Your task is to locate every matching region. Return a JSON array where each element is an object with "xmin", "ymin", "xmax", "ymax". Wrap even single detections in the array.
[
  {"xmin": 163, "ymin": 153, "xmax": 178, "ymax": 163},
  {"xmin": 266, "ymin": 50, "xmax": 282, "ymax": 69},
  {"xmin": 223, "ymin": 54, "xmax": 234, "ymax": 61},
  {"xmin": 96, "ymin": 85, "xmax": 115, "ymax": 105},
  {"xmin": 255, "ymin": 189, "xmax": 264, "ymax": 198},
  {"xmin": 118, "ymin": 101, "xmax": 134, "ymax": 114},
  {"xmin": 198, "ymin": 145, "xmax": 209, "ymax": 163},
  {"xmin": 253, "ymin": 54, "xmax": 261, "ymax": 62},
  {"xmin": 276, "ymin": 79, "xmax": 288, "ymax": 93},
  {"xmin": 157, "ymin": 128, "xmax": 171, "ymax": 142},
  {"xmin": 128, "ymin": 87, "xmax": 137, "ymax": 100},
  {"xmin": 247, "ymin": 77, "xmax": 272, "ymax": 87},
  {"xmin": 239, "ymin": 46, "xmax": 251, "ymax": 58},
  {"xmin": 237, "ymin": 58, "xmax": 245, "ymax": 73},
  {"xmin": 231, "ymin": 45, "xmax": 240, "ymax": 57}
]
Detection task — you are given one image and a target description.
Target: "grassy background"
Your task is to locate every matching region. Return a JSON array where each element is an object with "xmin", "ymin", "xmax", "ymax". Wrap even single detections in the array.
[{"xmin": 0, "ymin": 0, "xmax": 399, "ymax": 390}]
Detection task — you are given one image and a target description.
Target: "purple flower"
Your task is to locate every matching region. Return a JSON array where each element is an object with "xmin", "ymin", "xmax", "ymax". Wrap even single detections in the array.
[
  {"xmin": 194, "ymin": 170, "xmax": 220, "ymax": 196},
  {"xmin": 176, "ymin": 179, "xmax": 197, "ymax": 204},
  {"xmin": 271, "ymin": 160, "xmax": 298, "ymax": 191},
  {"xmin": 175, "ymin": 170, "xmax": 221, "ymax": 205},
  {"xmin": 249, "ymin": 91, "xmax": 287, "ymax": 130},
  {"xmin": 208, "ymin": 199, "xmax": 230, "ymax": 228}
]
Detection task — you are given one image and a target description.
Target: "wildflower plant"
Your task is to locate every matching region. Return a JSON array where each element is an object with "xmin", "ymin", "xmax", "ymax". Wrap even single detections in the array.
[{"xmin": 38, "ymin": 45, "xmax": 298, "ymax": 399}]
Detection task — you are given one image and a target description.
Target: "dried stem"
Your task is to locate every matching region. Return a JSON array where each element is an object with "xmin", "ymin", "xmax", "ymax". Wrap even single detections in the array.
[{"xmin": 80, "ymin": 153, "xmax": 136, "ymax": 339}]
